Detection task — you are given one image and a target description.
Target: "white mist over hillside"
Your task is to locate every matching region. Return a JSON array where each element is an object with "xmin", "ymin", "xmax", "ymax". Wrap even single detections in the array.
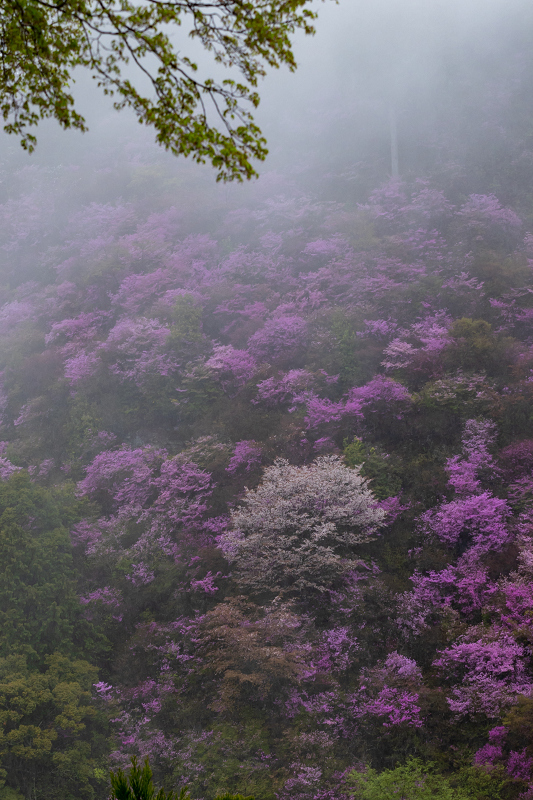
[{"xmin": 1, "ymin": 0, "xmax": 530, "ymax": 188}]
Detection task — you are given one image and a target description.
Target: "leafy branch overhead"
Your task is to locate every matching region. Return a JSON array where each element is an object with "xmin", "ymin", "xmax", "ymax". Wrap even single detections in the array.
[{"xmin": 0, "ymin": 0, "xmax": 320, "ymax": 180}]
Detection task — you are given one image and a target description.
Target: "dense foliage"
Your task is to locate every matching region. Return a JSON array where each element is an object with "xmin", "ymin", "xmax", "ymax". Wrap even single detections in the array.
[{"xmin": 3, "ymin": 11, "xmax": 533, "ymax": 796}]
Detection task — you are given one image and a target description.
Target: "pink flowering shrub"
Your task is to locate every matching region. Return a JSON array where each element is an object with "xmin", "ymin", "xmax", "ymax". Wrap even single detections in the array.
[
  {"xmin": 64, "ymin": 351, "xmax": 102, "ymax": 386},
  {"xmin": 305, "ymin": 376, "xmax": 411, "ymax": 430},
  {"xmin": 101, "ymin": 317, "xmax": 179, "ymax": 387},
  {"xmin": 382, "ymin": 314, "xmax": 453, "ymax": 372},
  {"xmin": 350, "ymin": 652, "xmax": 424, "ymax": 729},
  {"xmin": 400, "ymin": 561, "xmax": 496, "ymax": 633},
  {"xmin": 497, "ymin": 581, "xmax": 533, "ymax": 628},
  {"xmin": 445, "ymin": 419, "xmax": 497, "ymax": 495},
  {"xmin": 226, "ymin": 440, "xmax": 262, "ymax": 474},
  {"xmin": 354, "ymin": 375, "xmax": 412, "ymax": 416},
  {"xmin": 357, "ymin": 686, "xmax": 424, "ymax": 729},
  {"xmin": 255, "ymin": 369, "xmax": 317, "ymax": 408},
  {"xmin": 312, "ymin": 627, "xmax": 360, "ymax": 675},
  {"xmin": 0, "ymin": 457, "xmax": 21, "ymax": 481},
  {"xmin": 381, "ymin": 340, "xmax": 419, "ymax": 371},
  {"xmin": 364, "ymin": 180, "xmax": 453, "ymax": 229},
  {"xmin": 456, "ymin": 194, "xmax": 522, "ymax": 240},
  {"xmin": 357, "ymin": 319, "xmax": 398, "ymax": 340},
  {"xmin": 473, "ymin": 726, "xmax": 507, "ymax": 767},
  {"xmin": 507, "ymin": 750, "xmax": 533, "ymax": 781},
  {"xmin": 433, "ymin": 629, "xmax": 533, "ymax": 718},
  {"xmin": 247, "ymin": 315, "xmax": 309, "ymax": 360},
  {"xmin": 205, "ymin": 344, "xmax": 258, "ymax": 392},
  {"xmin": 305, "ymin": 395, "xmax": 360, "ymax": 429},
  {"xmin": 80, "ymin": 586, "xmax": 123, "ymax": 621},
  {"xmin": 77, "ymin": 446, "xmax": 163, "ymax": 509},
  {"xmin": 473, "ymin": 727, "xmax": 533, "ymax": 787},
  {"xmin": 499, "ymin": 439, "xmax": 533, "ymax": 478},
  {"xmin": 421, "ymin": 492, "xmax": 511, "ymax": 553},
  {"xmin": 76, "ymin": 447, "xmax": 214, "ymax": 583},
  {"xmin": 110, "ymin": 272, "xmax": 196, "ymax": 316}
]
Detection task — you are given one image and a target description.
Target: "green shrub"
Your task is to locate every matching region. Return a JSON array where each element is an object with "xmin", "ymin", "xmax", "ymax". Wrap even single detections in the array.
[{"xmin": 346, "ymin": 758, "xmax": 470, "ymax": 800}]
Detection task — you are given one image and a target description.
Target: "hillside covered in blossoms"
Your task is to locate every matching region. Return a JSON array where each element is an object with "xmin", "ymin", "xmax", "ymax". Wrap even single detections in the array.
[{"xmin": 2, "ymin": 5, "xmax": 533, "ymax": 797}]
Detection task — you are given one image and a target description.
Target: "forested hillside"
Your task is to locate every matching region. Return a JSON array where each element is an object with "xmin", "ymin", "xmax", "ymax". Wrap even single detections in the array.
[{"xmin": 1, "ymin": 5, "xmax": 533, "ymax": 799}]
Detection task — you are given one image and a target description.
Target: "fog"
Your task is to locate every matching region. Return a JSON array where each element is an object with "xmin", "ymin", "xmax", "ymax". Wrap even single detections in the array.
[
  {"xmin": 5, "ymin": 0, "xmax": 533, "ymax": 197},
  {"xmin": 2, "ymin": 3, "xmax": 533, "ymax": 796},
  {"xmin": 2, "ymin": 0, "xmax": 533, "ymax": 267}
]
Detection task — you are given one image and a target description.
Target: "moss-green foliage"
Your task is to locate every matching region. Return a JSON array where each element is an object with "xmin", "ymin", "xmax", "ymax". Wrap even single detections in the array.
[
  {"xmin": 0, "ymin": 325, "xmax": 45, "ymax": 374},
  {"xmin": 0, "ymin": 472, "xmax": 82, "ymax": 660},
  {"xmin": 0, "ymin": 474, "xmax": 105, "ymax": 798},
  {"xmin": 504, "ymin": 695, "xmax": 533, "ymax": 750},
  {"xmin": 447, "ymin": 318, "xmax": 497, "ymax": 371},
  {"xmin": 416, "ymin": 382, "xmax": 493, "ymax": 423},
  {"xmin": 0, "ymin": 788, "xmax": 24, "ymax": 800},
  {"xmin": 169, "ymin": 296, "xmax": 206, "ymax": 355},
  {"xmin": 453, "ymin": 765, "xmax": 509, "ymax": 800},
  {"xmin": 62, "ymin": 397, "xmax": 107, "ymax": 468},
  {"xmin": 174, "ymin": 363, "xmax": 226, "ymax": 424},
  {"xmin": 346, "ymin": 759, "xmax": 470, "ymax": 800},
  {"xmin": 167, "ymin": 721, "xmax": 276, "ymax": 800},
  {"xmin": 0, "ymin": 653, "xmax": 104, "ymax": 800},
  {"xmin": 325, "ymin": 310, "xmax": 383, "ymax": 389},
  {"xmin": 445, "ymin": 318, "xmax": 516, "ymax": 378},
  {"xmin": 498, "ymin": 384, "xmax": 533, "ymax": 444},
  {"xmin": 343, "ymin": 437, "xmax": 402, "ymax": 500},
  {"xmin": 469, "ymin": 251, "xmax": 531, "ymax": 295},
  {"xmin": 343, "ymin": 437, "xmax": 366, "ymax": 468}
]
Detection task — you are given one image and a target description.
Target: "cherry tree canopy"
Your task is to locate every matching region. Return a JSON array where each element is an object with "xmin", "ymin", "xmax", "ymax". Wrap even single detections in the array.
[{"xmin": 221, "ymin": 455, "xmax": 385, "ymax": 598}]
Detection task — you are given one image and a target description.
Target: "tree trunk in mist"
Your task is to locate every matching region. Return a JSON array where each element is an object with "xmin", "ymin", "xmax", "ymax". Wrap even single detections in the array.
[{"xmin": 389, "ymin": 105, "xmax": 399, "ymax": 178}]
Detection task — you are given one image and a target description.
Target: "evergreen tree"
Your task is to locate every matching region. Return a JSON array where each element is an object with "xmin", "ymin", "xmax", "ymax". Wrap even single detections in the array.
[{"xmin": 0, "ymin": 472, "xmax": 79, "ymax": 660}]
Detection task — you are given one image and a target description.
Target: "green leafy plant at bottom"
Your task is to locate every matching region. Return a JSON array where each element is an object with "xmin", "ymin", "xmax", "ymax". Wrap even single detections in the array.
[
  {"xmin": 109, "ymin": 758, "xmax": 254, "ymax": 800},
  {"xmin": 110, "ymin": 757, "xmax": 190, "ymax": 800},
  {"xmin": 346, "ymin": 758, "xmax": 470, "ymax": 800}
]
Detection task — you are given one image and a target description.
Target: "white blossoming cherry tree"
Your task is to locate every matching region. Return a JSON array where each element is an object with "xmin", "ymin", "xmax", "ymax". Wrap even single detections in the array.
[{"xmin": 221, "ymin": 455, "xmax": 385, "ymax": 601}]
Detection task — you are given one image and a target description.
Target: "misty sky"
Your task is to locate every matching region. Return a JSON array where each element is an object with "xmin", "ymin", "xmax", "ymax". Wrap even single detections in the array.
[{"xmin": 2, "ymin": 0, "xmax": 533, "ymax": 193}]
